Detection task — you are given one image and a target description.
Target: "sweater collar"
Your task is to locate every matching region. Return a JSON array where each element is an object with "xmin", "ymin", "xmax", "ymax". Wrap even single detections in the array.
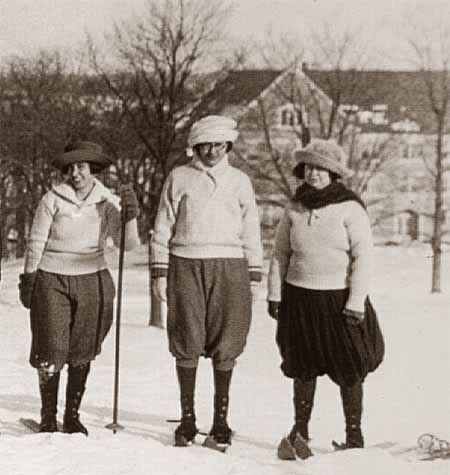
[
  {"xmin": 51, "ymin": 178, "xmax": 114, "ymax": 207},
  {"xmin": 191, "ymin": 156, "xmax": 230, "ymax": 177}
]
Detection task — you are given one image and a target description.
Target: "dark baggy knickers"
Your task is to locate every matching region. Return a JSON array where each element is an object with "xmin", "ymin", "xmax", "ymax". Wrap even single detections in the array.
[
  {"xmin": 167, "ymin": 256, "xmax": 252, "ymax": 371},
  {"xmin": 276, "ymin": 284, "xmax": 384, "ymax": 387},
  {"xmin": 29, "ymin": 269, "xmax": 115, "ymax": 371}
]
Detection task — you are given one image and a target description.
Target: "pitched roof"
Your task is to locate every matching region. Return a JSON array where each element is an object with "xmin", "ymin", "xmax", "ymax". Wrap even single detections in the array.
[
  {"xmin": 195, "ymin": 69, "xmax": 284, "ymax": 118},
  {"xmin": 304, "ymin": 69, "xmax": 450, "ymax": 133}
]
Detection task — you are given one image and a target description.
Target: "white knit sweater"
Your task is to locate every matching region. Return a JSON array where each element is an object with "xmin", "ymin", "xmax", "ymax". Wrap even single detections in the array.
[
  {"xmin": 267, "ymin": 199, "xmax": 373, "ymax": 312},
  {"xmin": 24, "ymin": 179, "xmax": 140, "ymax": 275},
  {"xmin": 151, "ymin": 157, "xmax": 263, "ymax": 281}
]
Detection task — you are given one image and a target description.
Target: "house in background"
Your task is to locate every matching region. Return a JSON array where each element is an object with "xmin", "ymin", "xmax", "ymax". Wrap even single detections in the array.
[
  {"xmin": 196, "ymin": 67, "xmax": 450, "ymax": 251},
  {"xmin": 305, "ymin": 68, "xmax": 450, "ymax": 245}
]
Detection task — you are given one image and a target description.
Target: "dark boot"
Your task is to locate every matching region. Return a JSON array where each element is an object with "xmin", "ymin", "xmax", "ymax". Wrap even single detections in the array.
[
  {"xmin": 174, "ymin": 366, "xmax": 198, "ymax": 446},
  {"xmin": 63, "ymin": 363, "xmax": 90, "ymax": 436},
  {"xmin": 340, "ymin": 383, "xmax": 364, "ymax": 448},
  {"xmin": 281, "ymin": 378, "xmax": 315, "ymax": 459},
  {"xmin": 209, "ymin": 369, "xmax": 233, "ymax": 444},
  {"xmin": 38, "ymin": 370, "xmax": 60, "ymax": 433},
  {"xmin": 288, "ymin": 378, "xmax": 316, "ymax": 443}
]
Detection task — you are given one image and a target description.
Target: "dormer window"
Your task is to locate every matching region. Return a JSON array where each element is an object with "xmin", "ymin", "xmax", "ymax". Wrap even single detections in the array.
[
  {"xmin": 279, "ymin": 103, "xmax": 305, "ymax": 128},
  {"xmin": 281, "ymin": 108, "xmax": 295, "ymax": 126}
]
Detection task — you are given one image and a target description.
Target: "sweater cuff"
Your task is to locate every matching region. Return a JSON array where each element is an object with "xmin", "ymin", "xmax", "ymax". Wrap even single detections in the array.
[
  {"xmin": 249, "ymin": 270, "xmax": 262, "ymax": 282},
  {"xmin": 345, "ymin": 293, "xmax": 366, "ymax": 314},
  {"xmin": 151, "ymin": 267, "xmax": 168, "ymax": 278}
]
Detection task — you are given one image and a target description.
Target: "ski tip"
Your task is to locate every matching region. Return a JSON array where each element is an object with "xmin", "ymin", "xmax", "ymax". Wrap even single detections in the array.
[
  {"xmin": 19, "ymin": 418, "xmax": 41, "ymax": 433},
  {"xmin": 332, "ymin": 440, "xmax": 346, "ymax": 451},
  {"xmin": 20, "ymin": 417, "xmax": 63, "ymax": 433},
  {"xmin": 202, "ymin": 436, "xmax": 228, "ymax": 453},
  {"xmin": 277, "ymin": 437, "xmax": 296, "ymax": 460}
]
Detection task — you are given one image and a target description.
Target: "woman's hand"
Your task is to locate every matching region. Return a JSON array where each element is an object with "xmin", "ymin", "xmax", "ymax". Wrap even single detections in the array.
[
  {"xmin": 120, "ymin": 185, "xmax": 139, "ymax": 222},
  {"xmin": 152, "ymin": 277, "xmax": 167, "ymax": 302},
  {"xmin": 18, "ymin": 272, "xmax": 36, "ymax": 309},
  {"xmin": 343, "ymin": 307, "xmax": 364, "ymax": 325},
  {"xmin": 267, "ymin": 301, "xmax": 281, "ymax": 320}
]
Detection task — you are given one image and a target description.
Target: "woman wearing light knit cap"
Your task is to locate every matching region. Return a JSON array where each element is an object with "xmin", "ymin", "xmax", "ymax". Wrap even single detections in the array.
[
  {"xmin": 151, "ymin": 115, "xmax": 263, "ymax": 448},
  {"xmin": 19, "ymin": 141, "xmax": 140, "ymax": 435},
  {"xmin": 267, "ymin": 139, "xmax": 384, "ymax": 460}
]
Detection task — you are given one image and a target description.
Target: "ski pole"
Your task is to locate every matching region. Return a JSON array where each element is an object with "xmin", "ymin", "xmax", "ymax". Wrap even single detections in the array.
[{"xmin": 106, "ymin": 209, "xmax": 126, "ymax": 434}]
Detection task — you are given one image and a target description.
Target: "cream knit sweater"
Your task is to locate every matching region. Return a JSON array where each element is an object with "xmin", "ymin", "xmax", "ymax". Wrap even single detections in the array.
[
  {"xmin": 24, "ymin": 179, "xmax": 140, "ymax": 275},
  {"xmin": 267, "ymin": 199, "xmax": 372, "ymax": 312},
  {"xmin": 151, "ymin": 157, "xmax": 263, "ymax": 281}
]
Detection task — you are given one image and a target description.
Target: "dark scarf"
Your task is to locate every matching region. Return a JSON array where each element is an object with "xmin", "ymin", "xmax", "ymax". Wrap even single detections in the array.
[{"xmin": 293, "ymin": 182, "xmax": 366, "ymax": 210}]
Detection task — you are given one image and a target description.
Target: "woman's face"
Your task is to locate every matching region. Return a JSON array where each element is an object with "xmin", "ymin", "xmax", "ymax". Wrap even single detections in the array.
[
  {"xmin": 196, "ymin": 142, "xmax": 227, "ymax": 167},
  {"xmin": 66, "ymin": 161, "xmax": 95, "ymax": 192},
  {"xmin": 304, "ymin": 164, "xmax": 331, "ymax": 190}
]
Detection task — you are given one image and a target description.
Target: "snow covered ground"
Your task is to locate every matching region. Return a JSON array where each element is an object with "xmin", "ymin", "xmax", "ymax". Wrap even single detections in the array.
[{"xmin": 0, "ymin": 244, "xmax": 448, "ymax": 475}]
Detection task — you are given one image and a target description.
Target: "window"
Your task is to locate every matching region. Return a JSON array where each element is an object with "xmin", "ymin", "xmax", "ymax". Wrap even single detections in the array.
[
  {"xmin": 358, "ymin": 110, "xmax": 372, "ymax": 124},
  {"xmin": 279, "ymin": 104, "xmax": 304, "ymax": 128},
  {"xmin": 281, "ymin": 108, "xmax": 295, "ymax": 126}
]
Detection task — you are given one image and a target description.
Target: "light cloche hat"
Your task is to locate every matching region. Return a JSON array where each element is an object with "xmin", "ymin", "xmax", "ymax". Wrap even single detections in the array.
[{"xmin": 293, "ymin": 139, "xmax": 353, "ymax": 179}]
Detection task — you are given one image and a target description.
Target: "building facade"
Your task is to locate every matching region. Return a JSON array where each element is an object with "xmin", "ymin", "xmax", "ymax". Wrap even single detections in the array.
[{"xmin": 196, "ymin": 67, "xmax": 450, "ymax": 251}]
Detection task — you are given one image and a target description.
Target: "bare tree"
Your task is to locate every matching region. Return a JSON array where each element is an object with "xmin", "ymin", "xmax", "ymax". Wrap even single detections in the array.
[
  {"xmin": 407, "ymin": 9, "xmax": 450, "ymax": 292},
  {"xmin": 233, "ymin": 24, "xmax": 393, "ymax": 240},
  {"xmin": 88, "ymin": 0, "xmax": 232, "ymax": 230},
  {"xmin": 0, "ymin": 50, "xmax": 98, "ymax": 257},
  {"xmin": 88, "ymin": 0, "xmax": 232, "ymax": 326}
]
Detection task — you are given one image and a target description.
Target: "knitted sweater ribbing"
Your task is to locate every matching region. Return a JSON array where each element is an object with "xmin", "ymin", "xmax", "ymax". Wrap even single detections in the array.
[
  {"xmin": 24, "ymin": 179, "xmax": 140, "ymax": 275},
  {"xmin": 151, "ymin": 157, "xmax": 263, "ymax": 280},
  {"xmin": 267, "ymin": 200, "xmax": 372, "ymax": 312}
]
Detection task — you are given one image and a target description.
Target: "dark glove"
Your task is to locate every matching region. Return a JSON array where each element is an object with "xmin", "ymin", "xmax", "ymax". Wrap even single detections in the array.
[
  {"xmin": 268, "ymin": 301, "xmax": 281, "ymax": 320},
  {"xmin": 19, "ymin": 272, "xmax": 36, "ymax": 309},
  {"xmin": 120, "ymin": 185, "xmax": 139, "ymax": 222},
  {"xmin": 342, "ymin": 307, "xmax": 364, "ymax": 325}
]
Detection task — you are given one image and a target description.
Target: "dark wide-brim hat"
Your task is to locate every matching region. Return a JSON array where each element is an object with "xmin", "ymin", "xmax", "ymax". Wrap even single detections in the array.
[
  {"xmin": 293, "ymin": 139, "xmax": 353, "ymax": 179},
  {"xmin": 51, "ymin": 141, "xmax": 113, "ymax": 170}
]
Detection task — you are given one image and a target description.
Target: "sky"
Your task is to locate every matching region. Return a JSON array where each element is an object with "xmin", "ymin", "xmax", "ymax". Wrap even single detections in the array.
[{"xmin": 0, "ymin": 0, "xmax": 448, "ymax": 68}]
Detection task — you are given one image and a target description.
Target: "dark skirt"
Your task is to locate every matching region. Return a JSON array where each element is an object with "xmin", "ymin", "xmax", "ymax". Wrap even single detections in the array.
[
  {"xmin": 29, "ymin": 269, "xmax": 115, "ymax": 371},
  {"xmin": 276, "ymin": 283, "xmax": 384, "ymax": 387}
]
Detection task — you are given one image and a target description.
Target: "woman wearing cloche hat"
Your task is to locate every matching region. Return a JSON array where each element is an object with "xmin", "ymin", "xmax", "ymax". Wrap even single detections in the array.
[
  {"xmin": 267, "ymin": 139, "xmax": 384, "ymax": 459},
  {"xmin": 151, "ymin": 115, "xmax": 263, "ymax": 448},
  {"xmin": 18, "ymin": 141, "xmax": 140, "ymax": 435}
]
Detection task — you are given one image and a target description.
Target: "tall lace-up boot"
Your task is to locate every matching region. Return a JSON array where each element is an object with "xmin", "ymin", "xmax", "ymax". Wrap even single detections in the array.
[
  {"xmin": 63, "ymin": 363, "xmax": 90, "ymax": 436},
  {"xmin": 38, "ymin": 370, "xmax": 60, "ymax": 432},
  {"xmin": 278, "ymin": 378, "xmax": 316, "ymax": 460},
  {"xmin": 208, "ymin": 369, "xmax": 233, "ymax": 445},
  {"xmin": 174, "ymin": 366, "xmax": 198, "ymax": 446},
  {"xmin": 340, "ymin": 383, "xmax": 364, "ymax": 448}
]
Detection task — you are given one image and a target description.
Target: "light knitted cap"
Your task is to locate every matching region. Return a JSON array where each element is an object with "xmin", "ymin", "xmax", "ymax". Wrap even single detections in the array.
[
  {"xmin": 187, "ymin": 115, "xmax": 239, "ymax": 152},
  {"xmin": 293, "ymin": 139, "xmax": 353, "ymax": 178}
]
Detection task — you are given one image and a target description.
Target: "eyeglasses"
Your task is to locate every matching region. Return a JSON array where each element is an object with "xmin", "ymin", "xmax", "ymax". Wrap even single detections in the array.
[{"xmin": 197, "ymin": 142, "xmax": 227, "ymax": 153}]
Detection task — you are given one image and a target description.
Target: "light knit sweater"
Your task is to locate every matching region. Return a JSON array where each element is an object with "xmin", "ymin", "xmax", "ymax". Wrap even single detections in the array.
[
  {"xmin": 24, "ymin": 179, "xmax": 140, "ymax": 275},
  {"xmin": 151, "ymin": 157, "xmax": 263, "ymax": 281},
  {"xmin": 267, "ymin": 199, "xmax": 373, "ymax": 312}
]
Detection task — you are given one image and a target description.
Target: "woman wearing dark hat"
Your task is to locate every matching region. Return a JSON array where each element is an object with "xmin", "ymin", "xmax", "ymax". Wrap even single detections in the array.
[
  {"xmin": 18, "ymin": 141, "xmax": 140, "ymax": 435},
  {"xmin": 267, "ymin": 139, "xmax": 384, "ymax": 459}
]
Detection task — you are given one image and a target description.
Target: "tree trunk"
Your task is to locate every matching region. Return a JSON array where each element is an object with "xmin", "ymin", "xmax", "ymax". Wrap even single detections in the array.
[
  {"xmin": 15, "ymin": 179, "xmax": 27, "ymax": 258},
  {"xmin": 431, "ymin": 129, "xmax": 444, "ymax": 293}
]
